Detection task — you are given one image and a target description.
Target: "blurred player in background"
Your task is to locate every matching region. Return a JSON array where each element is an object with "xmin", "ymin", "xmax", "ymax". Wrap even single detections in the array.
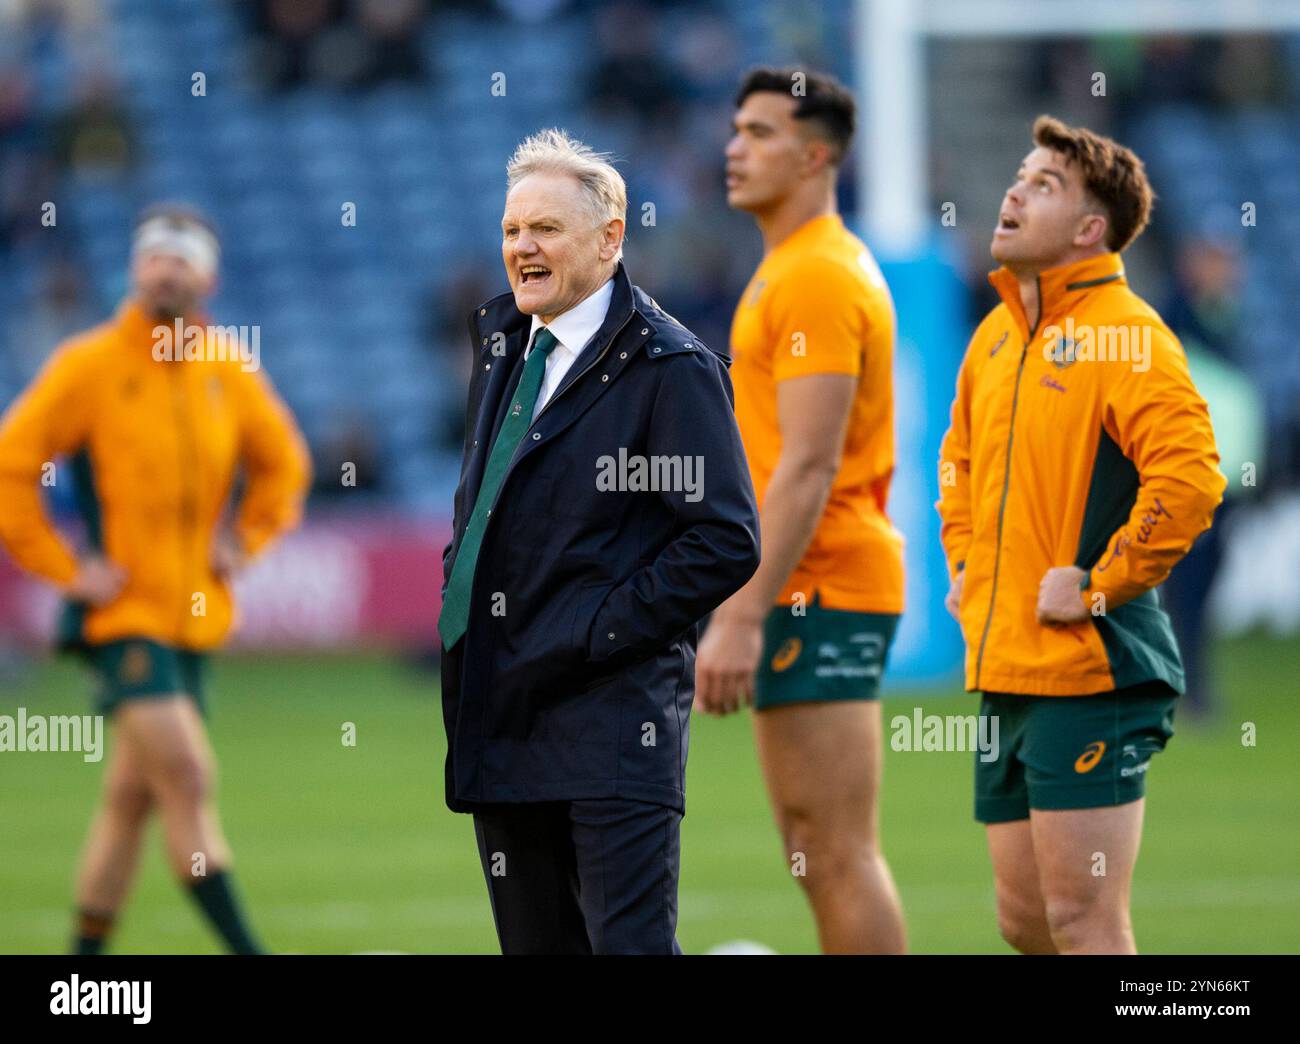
[
  {"xmin": 0, "ymin": 205, "xmax": 311, "ymax": 954},
  {"xmin": 936, "ymin": 118, "xmax": 1225, "ymax": 953},
  {"xmin": 697, "ymin": 68, "xmax": 907, "ymax": 954}
]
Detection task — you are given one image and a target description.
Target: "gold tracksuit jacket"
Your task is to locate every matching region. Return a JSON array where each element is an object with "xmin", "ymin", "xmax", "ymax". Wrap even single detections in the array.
[
  {"xmin": 937, "ymin": 253, "xmax": 1226, "ymax": 696},
  {"xmin": 0, "ymin": 300, "xmax": 311, "ymax": 650}
]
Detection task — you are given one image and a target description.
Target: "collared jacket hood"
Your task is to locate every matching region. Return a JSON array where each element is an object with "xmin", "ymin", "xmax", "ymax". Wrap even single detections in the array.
[{"xmin": 936, "ymin": 252, "xmax": 1225, "ymax": 696}]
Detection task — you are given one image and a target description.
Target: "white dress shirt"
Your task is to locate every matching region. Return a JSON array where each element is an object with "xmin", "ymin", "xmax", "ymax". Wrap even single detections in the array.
[{"xmin": 525, "ymin": 277, "xmax": 615, "ymax": 421}]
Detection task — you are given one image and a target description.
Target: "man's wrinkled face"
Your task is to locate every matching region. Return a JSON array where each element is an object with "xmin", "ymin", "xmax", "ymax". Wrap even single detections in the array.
[
  {"xmin": 725, "ymin": 91, "xmax": 811, "ymax": 213},
  {"xmin": 501, "ymin": 172, "xmax": 621, "ymax": 322},
  {"xmin": 991, "ymin": 146, "xmax": 1104, "ymax": 268},
  {"xmin": 131, "ymin": 249, "xmax": 214, "ymax": 319}
]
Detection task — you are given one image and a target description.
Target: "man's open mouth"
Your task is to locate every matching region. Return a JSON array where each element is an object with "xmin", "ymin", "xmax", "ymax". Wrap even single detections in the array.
[
  {"xmin": 998, "ymin": 215, "xmax": 1020, "ymax": 230},
  {"xmin": 520, "ymin": 265, "xmax": 551, "ymax": 285}
]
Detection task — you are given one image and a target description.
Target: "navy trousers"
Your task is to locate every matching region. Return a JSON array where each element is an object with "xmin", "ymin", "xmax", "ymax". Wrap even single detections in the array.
[{"xmin": 472, "ymin": 797, "xmax": 683, "ymax": 955}]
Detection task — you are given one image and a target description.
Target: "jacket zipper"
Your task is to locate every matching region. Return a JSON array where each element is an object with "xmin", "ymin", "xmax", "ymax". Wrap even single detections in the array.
[{"xmin": 973, "ymin": 277, "xmax": 1040, "ymax": 690}]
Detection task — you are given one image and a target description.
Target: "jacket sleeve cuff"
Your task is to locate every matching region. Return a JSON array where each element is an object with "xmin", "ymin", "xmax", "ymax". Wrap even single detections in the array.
[
  {"xmin": 47, "ymin": 550, "xmax": 80, "ymax": 588},
  {"xmin": 1083, "ymin": 568, "xmax": 1127, "ymax": 610},
  {"xmin": 13, "ymin": 539, "xmax": 80, "ymax": 588},
  {"xmin": 235, "ymin": 521, "xmax": 277, "ymax": 559}
]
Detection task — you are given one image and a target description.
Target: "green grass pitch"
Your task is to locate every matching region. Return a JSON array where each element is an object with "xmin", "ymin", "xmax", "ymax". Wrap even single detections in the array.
[{"xmin": 1, "ymin": 635, "xmax": 1296, "ymax": 954}]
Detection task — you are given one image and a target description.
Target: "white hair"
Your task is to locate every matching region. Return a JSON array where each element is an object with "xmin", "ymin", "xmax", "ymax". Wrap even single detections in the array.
[{"xmin": 506, "ymin": 128, "xmax": 627, "ymax": 255}]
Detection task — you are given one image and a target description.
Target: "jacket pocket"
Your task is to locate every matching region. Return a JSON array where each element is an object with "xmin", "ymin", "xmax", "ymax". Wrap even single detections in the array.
[{"xmin": 570, "ymin": 581, "xmax": 615, "ymax": 664}]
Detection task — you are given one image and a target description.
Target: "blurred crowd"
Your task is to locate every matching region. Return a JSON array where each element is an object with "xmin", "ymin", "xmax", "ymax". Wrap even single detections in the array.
[
  {"xmin": 1, "ymin": 0, "xmax": 851, "ymax": 501},
  {"xmin": 1, "ymin": 1, "xmax": 1296, "ymax": 511},
  {"xmin": 1, "ymin": 1, "xmax": 131, "ymax": 370}
]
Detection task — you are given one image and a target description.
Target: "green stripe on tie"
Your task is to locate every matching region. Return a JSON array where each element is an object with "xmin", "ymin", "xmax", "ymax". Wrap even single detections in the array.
[{"xmin": 439, "ymin": 327, "xmax": 558, "ymax": 648}]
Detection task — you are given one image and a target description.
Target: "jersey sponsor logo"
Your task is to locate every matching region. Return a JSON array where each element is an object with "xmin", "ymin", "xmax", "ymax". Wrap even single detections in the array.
[
  {"xmin": 770, "ymin": 637, "xmax": 801, "ymax": 672},
  {"xmin": 989, "ymin": 331, "xmax": 1009, "ymax": 357},
  {"xmin": 1074, "ymin": 740, "xmax": 1106, "ymax": 773},
  {"xmin": 849, "ymin": 631, "xmax": 886, "ymax": 659},
  {"xmin": 1119, "ymin": 742, "xmax": 1151, "ymax": 778},
  {"xmin": 812, "ymin": 636, "xmax": 885, "ymax": 679},
  {"xmin": 816, "ymin": 663, "xmax": 883, "ymax": 680}
]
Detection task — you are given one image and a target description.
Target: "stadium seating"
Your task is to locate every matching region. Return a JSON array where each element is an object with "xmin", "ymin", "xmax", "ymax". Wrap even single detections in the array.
[{"xmin": 2, "ymin": 2, "xmax": 1296, "ymax": 503}]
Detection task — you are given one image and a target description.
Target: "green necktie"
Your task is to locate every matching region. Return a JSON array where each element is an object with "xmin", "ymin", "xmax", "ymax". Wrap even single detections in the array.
[{"xmin": 439, "ymin": 327, "xmax": 559, "ymax": 648}]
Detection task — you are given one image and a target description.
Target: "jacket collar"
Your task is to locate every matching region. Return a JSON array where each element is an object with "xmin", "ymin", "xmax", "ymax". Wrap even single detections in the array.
[
  {"xmin": 527, "ymin": 276, "xmax": 614, "ymax": 357},
  {"xmin": 988, "ymin": 252, "xmax": 1126, "ymax": 342}
]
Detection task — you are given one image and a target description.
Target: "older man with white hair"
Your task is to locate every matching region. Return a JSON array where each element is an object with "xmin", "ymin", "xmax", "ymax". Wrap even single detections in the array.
[{"xmin": 438, "ymin": 129, "xmax": 760, "ymax": 954}]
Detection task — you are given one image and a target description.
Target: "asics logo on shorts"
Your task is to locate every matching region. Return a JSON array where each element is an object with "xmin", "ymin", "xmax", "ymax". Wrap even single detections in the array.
[
  {"xmin": 119, "ymin": 644, "xmax": 151, "ymax": 684},
  {"xmin": 1074, "ymin": 740, "xmax": 1106, "ymax": 773},
  {"xmin": 770, "ymin": 637, "xmax": 801, "ymax": 672}
]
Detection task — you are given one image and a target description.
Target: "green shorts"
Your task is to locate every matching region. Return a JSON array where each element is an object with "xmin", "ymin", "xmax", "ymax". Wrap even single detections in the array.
[
  {"xmin": 754, "ymin": 597, "xmax": 899, "ymax": 710},
  {"xmin": 974, "ymin": 682, "xmax": 1176, "ymax": 823},
  {"xmin": 87, "ymin": 638, "xmax": 209, "ymax": 718}
]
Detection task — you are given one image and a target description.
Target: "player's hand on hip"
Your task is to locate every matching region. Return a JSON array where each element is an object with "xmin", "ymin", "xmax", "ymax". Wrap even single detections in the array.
[
  {"xmin": 1036, "ymin": 565, "xmax": 1089, "ymax": 625},
  {"xmin": 67, "ymin": 555, "xmax": 127, "ymax": 606},
  {"xmin": 210, "ymin": 531, "xmax": 249, "ymax": 579},
  {"xmin": 695, "ymin": 612, "xmax": 763, "ymax": 716},
  {"xmin": 945, "ymin": 568, "xmax": 965, "ymax": 621}
]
